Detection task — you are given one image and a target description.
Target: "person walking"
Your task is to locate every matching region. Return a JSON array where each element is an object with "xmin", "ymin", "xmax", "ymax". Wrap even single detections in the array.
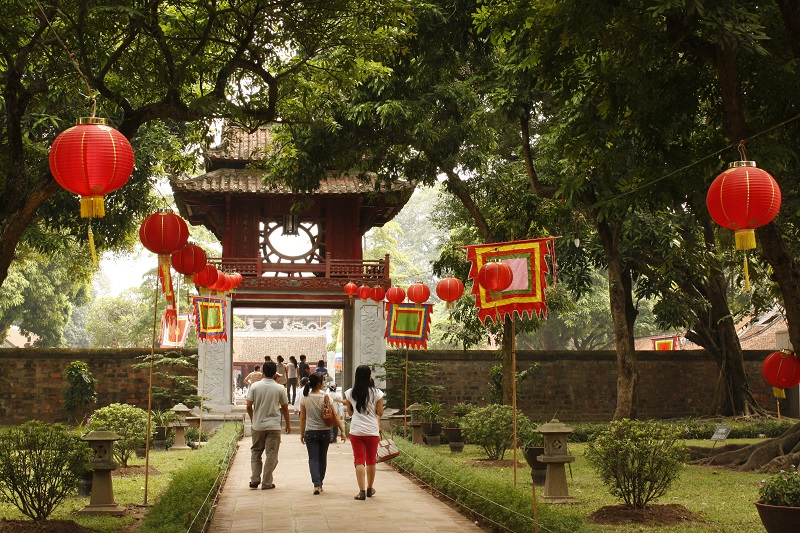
[
  {"xmin": 298, "ymin": 354, "xmax": 311, "ymax": 381},
  {"xmin": 276, "ymin": 355, "xmax": 288, "ymax": 388},
  {"xmin": 300, "ymin": 372, "xmax": 346, "ymax": 495},
  {"xmin": 328, "ymin": 382, "xmax": 346, "ymax": 443},
  {"xmin": 246, "ymin": 361, "xmax": 291, "ymax": 490},
  {"xmin": 287, "ymin": 355, "xmax": 299, "ymax": 404},
  {"xmin": 243, "ymin": 365, "xmax": 262, "ymax": 387},
  {"xmin": 344, "ymin": 365, "xmax": 384, "ymax": 500}
]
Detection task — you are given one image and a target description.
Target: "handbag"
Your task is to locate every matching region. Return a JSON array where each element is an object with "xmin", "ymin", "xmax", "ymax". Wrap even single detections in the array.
[
  {"xmin": 321, "ymin": 394, "xmax": 337, "ymax": 427},
  {"xmin": 376, "ymin": 432, "xmax": 400, "ymax": 462}
]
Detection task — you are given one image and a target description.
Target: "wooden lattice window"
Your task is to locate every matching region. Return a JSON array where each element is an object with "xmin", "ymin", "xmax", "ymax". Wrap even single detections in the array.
[{"xmin": 258, "ymin": 215, "xmax": 325, "ymax": 274}]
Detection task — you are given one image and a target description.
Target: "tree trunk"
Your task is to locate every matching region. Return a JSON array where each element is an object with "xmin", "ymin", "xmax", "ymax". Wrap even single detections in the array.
[
  {"xmin": 757, "ymin": 222, "xmax": 800, "ymax": 352},
  {"xmin": 596, "ymin": 218, "xmax": 638, "ymax": 420}
]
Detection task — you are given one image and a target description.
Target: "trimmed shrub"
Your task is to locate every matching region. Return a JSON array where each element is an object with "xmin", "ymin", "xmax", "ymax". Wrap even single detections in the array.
[
  {"xmin": 139, "ymin": 422, "xmax": 242, "ymax": 533},
  {"xmin": 0, "ymin": 421, "xmax": 91, "ymax": 520},
  {"xmin": 585, "ymin": 419, "xmax": 686, "ymax": 509},
  {"xmin": 62, "ymin": 360, "xmax": 97, "ymax": 423},
  {"xmin": 461, "ymin": 404, "xmax": 530, "ymax": 460},
  {"xmin": 89, "ymin": 403, "xmax": 148, "ymax": 467}
]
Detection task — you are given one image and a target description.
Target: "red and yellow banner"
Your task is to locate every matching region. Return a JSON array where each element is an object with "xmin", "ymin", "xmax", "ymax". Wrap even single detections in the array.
[
  {"xmin": 192, "ymin": 296, "xmax": 227, "ymax": 342},
  {"xmin": 465, "ymin": 237, "xmax": 555, "ymax": 324},
  {"xmin": 160, "ymin": 313, "xmax": 192, "ymax": 348},
  {"xmin": 385, "ymin": 303, "xmax": 433, "ymax": 349}
]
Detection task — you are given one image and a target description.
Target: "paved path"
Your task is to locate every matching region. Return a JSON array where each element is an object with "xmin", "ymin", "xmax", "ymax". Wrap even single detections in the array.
[{"xmin": 209, "ymin": 433, "xmax": 484, "ymax": 532}]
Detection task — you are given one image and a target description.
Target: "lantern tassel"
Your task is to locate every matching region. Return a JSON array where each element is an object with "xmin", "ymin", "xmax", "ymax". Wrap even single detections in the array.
[
  {"xmin": 80, "ymin": 196, "xmax": 105, "ymax": 218},
  {"xmin": 743, "ymin": 253, "xmax": 751, "ymax": 291},
  {"xmin": 87, "ymin": 226, "xmax": 98, "ymax": 267},
  {"xmin": 773, "ymin": 386, "xmax": 786, "ymax": 399}
]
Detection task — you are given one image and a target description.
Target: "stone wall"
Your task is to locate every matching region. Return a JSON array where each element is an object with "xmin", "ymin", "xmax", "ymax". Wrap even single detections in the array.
[
  {"xmin": 0, "ymin": 348, "xmax": 197, "ymax": 424},
  {"xmin": 0, "ymin": 347, "xmax": 780, "ymax": 424},
  {"xmin": 386, "ymin": 349, "xmax": 778, "ymax": 420}
]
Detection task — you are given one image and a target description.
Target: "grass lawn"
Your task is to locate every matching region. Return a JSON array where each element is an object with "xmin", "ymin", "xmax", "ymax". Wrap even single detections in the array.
[
  {"xmin": 0, "ymin": 448, "xmax": 194, "ymax": 532},
  {"xmin": 399, "ymin": 438, "xmax": 768, "ymax": 532}
]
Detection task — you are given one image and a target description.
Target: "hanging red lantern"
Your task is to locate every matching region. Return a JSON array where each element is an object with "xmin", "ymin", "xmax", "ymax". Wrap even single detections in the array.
[
  {"xmin": 344, "ymin": 281, "xmax": 358, "ymax": 299},
  {"xmin": 194, "ymin": 264, "xmax": 219, "ymax": 288},
  {"xmin": 707, "ymin": 161, "xmax": 781, "ymax": 251},
  {"xmin": 231, "ymin": 272, "xmax": 243, "ymax": 289},
  {"xmin": 385, "ymin": 286, "xmax": 406, "ymax": 305},
  {"xmin": 478, "ymin": 261, "xmax": 513, "ymax": 298},
  {"xmin": 48, "ymin": 117, "xmax": 135, "ymax": 218},
  {"xmin": 436, "ymin": 277, "xmax": 465, "ymax": 309},
  {"xmin": 407, "ymin": 282, "xmax": 430, "ymax": 307},
  {"xmin": 209, "ymin": 273, "xmax": 228, "ymax": 293},
  {"xmin": 171, "ymin": 244, "xmax": 207, "ymax": 280},
  {"xmin": 139, "ymin": 210, "xmax": 190, "ymax": 256},
  {"xmin": 370, "ymin": 286, "xmax": 386, "ymax": 303},
  {"xmin": 762, "ymin": 350, "xmax": 800, "ymax": 389},
  {"xmin": 357, "ymin": 285, "xmax": 372, "ymax": 302}
]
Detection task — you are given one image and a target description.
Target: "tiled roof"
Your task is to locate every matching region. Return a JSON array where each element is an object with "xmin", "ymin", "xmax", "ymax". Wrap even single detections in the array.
[
  {"xmin": 232, "ymin": 333, "xmax": 328, "ymax": 363},
  {"xmin": 207, "ymin": 128, "xmax": 271, "ymax": 161},
  {"xmin": 171, "ymin": 168, "xmax": 413, "ymax": 195}
]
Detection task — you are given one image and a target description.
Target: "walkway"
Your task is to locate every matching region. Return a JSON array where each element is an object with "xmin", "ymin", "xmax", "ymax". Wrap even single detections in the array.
[{"xmin": 209, "ymin": 433, "xmax": 484, "ymax": 533}]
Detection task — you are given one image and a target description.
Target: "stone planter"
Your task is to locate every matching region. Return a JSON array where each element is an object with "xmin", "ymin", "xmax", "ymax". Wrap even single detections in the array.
[
  {"xmin": 524, "ymin": 446, "xmax": 547, "ymax": 486},
  {"xmin": 442, "ymin": 427, "xmax": 464, "ymax": 453},
  {"xmin": 152, "ymin": 426, "xmax": 170, "ymax": 451},
  {"xmin": 421, "ymin": 423, "xmax": 442, "ymax": 446},
  {"xmin": 755, "ymin": 500, "xmax": 800, "ymax": 533}
]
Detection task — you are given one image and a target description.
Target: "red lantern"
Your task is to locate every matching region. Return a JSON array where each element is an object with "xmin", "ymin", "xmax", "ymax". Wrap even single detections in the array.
[
  {"xmin": 762, "ymin": 350, "xmax": 800, "ymax": 389},
  {"xmin": 706, "ymin": 161, "xmax": 781, "ymax": 251},
  {"xmin": 139, "ymin": 210, "xmax": 190, "ymax": 256},
  {"xmin": 385, "ymin": 286, "xmax": 406, "ymax": 305},
  {"xmin": 48, "ymin": 117, "xmax": 135, "ymax": 218},
  {"xmin": 436, "ymin": 277, "xmax": 465, "ymax": 309},
  {"xmin": 357, "ymin": 285, "xmax": 372, "ymax": 302},
  {"xmin": 171, "ymin": 244, "xmax": 207, "ymax": 277},
  {"xmin": 370, "ymin": 286, "xmax": 386, "ymax": 303},
  {"xmin": 194, "ymin": 264, "xmax": 219, "ymax": 288},
  {"xmin": 231, "ymin": 272, "xmax": 243, "ymax": 289},
  {"xmin": 478, "ymin": 261, "xmax": 513, "ymax": 296},
  {"xmin": 407, "ymin": 282, "xmax": 430, "ymax": 306},
  {"xmin": 344, "ymin": 282, "xmax": 358, "ymax": 299}
]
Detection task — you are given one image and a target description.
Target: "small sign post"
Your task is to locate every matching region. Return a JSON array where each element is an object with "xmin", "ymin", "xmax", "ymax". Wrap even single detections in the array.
[{"xmin": 710, "ymin": 424, "xmax": 733, "ymax": 452}]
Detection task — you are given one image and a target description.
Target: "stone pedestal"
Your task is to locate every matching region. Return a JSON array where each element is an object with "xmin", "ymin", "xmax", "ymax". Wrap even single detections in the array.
[
  {"xmin": 169, "ymin": 424, "xmax": 191, "ymax": 450},
  {"xmin": 78, "ymin": 429, "xmax": 127, "ymax": 516},
  {"xmin": 539, "ymin": 455, "xmax": 577, "ymax": 503},
  {"xmin": 411, "ymin": 423, "xmax": 424, "ymax": 445}
]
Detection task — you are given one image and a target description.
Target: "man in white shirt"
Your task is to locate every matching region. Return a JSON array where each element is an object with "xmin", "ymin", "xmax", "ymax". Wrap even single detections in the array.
[{"xmin": 246, "ymin": 361, "xmax": 291, "ymax": 489}]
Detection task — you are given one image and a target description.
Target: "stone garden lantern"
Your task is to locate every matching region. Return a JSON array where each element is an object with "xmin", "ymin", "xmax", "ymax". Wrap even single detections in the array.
[
  {"xmin": 77, "ymin": 428, "xmax": 127, "ymax": 515},
  {"xmin": 408, "ymin": 403, "xmax": 424, "ymax": 444},
  {"xmin": 169, "ymin": 402, "xmax": 192, "ymax": 451},
  {"xmin": 536, "ymin": 419, "xmax": 578, "ymax": 503}
]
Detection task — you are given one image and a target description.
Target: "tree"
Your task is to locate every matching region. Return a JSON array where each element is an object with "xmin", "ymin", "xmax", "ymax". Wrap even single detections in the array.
[{"xmin": 0, "ymin": 0, "xmax": 406, "ymax": 295}]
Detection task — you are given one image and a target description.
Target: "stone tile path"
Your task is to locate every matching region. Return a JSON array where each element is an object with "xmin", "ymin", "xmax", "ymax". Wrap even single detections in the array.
[{"xmin": 209, "ymin": 434, "xmax": 484, "ymax": 532}]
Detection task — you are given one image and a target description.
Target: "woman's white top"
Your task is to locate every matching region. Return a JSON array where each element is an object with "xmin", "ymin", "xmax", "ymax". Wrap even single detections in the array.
[
  {"xmin": 300, "ymin": 390, "xmax": 330, "ymax": 431},
  {"xmin": 344, "ymin": 387, "xmax": 385, "ymax": 436}
]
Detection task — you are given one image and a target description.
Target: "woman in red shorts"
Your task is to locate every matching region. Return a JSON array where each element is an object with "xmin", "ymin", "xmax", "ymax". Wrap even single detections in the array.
[{"xmin": 344, "ymin": 365, "xmax": 385, "ymax": 500}]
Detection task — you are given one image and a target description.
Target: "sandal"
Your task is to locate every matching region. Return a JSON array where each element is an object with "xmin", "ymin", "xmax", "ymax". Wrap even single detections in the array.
[
  {"xmin": 314, "ymin": 486, "xmax": 321, "ymax": 495},
  {"xmin": 366, "ymin": 488, "xmax": 376, "ymax": 498},
  {"xmin": 354, "ymin": 490, "xmax": 366, "ymax": 500}
]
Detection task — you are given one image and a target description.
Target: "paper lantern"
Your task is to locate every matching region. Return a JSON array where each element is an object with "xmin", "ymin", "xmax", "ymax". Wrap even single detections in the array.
[
  {"xmin": 357, "ymin": 285, "xmax": 372, "ymax": 302},
  {"xmin": 48, "ymin": 117, "xmax": 135, "ymax": 218},
  {"xmin": 407, "ymin": 282, "xmax": 430, "ymax": 306},
  {"xmin": 436, "ymin": 277, "xmax": 465, "ymax": 309},
  {"xmin": 706, "ymin": 161, "xmax": 781, "ymax": 251},
  {"xmin": 139, "ymin": 210, "xmax": 189, "ymax": 256},
  {"xmin": 385, "ymin": 286, "xmax": 406, "ymax": 305},
  {"xmin": 194, "ymin": 264, "xmax": 219, "ymax": 288},
  {"xmin": 171, "ymin": 244, "xmax": 207, "ymax": 277},
  {"xmin": 762, "ymin": 350, "xmax": 800, "ymax": 389},
  {"xmin": 370, "ymin": 286, "xmax": 386, "ymax": 303},
  {"xmin": 478, "ymin": 261, "xmax": 513, "ymax": 296},
  {"xmin": 344, "ymin": 282, "xmax": 358, "ymax": 299}
]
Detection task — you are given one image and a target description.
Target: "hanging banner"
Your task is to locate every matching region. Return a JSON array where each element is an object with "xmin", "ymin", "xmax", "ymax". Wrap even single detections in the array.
[
  {"xmin": 159, "ymin": 259, "xmax": 177, "ymax": 326},
  {"xmin": 465, "ymin": 237, "xmax": 555, "ymax": 324},
  {"xmin": 192, "ymin": 296, "xmax": 227, "ymax": 342},
  {"xmin": 652, "ymin": 337, "xmax": 678, "ymax": 350},
  {"xmin": 160, "ymin": 313, "xmax": 192, "ymax": 348},
  {"xmin": 385, "ymin": 303, "xmax": 433, "ymax": 349}
]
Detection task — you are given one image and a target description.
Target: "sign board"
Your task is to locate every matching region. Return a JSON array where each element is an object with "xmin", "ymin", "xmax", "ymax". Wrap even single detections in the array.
[{"xmin": 710, "ymin": 425, "xmax": 732, "ymax": 442}]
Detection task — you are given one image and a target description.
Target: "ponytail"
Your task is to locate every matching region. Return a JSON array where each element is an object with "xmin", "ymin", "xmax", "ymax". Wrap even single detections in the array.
[{"xmin": 303, "ymin": 372, "xmax": 322, "ymax": 396}]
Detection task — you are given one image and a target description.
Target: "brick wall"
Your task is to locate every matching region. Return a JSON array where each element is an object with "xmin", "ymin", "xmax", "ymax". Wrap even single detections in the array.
[
  {"xmin": 0, "ymin": 348, "xmax": 197, "ymax": 424},
  {"xmin": 386, "ymin": 349, "xmax": 778, "ymax": 420},
  {"xmin": 0, "ymin": 347, "xmax": 778, "ymax": 424}
]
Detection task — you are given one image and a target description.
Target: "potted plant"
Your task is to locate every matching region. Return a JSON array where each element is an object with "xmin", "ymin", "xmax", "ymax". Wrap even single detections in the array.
[
  {"xmin": 419, "ymin": 402, "xmax": 444, "ymax": 446},
  {"xmin": 756, "ymin": 467, "xmax": 800, "ymax": 532},
  {"xmin": 519, "ymin": 419, "xmax": 547, "ymax": 485},
  {"xmin": 442, "ymin": 417, "xmax": 464, "ymax": 453},
  {"xmin": 150, "ymin": 409, "xmax": 176, "ymax": 450}
]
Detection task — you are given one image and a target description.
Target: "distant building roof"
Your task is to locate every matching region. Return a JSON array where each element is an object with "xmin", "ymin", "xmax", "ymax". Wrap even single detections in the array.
[
  {"xmin": 233, "ymin": 331, "xmax": 328, "ymax": 363},
  {"xmin": 3, "ymin": 326, "xmax": 38, "ymax": 348},
  {"xmin": 207, "ymin": 128, "xmax": 272, "ymax": 162}
]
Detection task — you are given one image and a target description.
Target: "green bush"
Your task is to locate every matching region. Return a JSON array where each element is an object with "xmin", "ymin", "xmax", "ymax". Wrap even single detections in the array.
[
  {"xmin": 461, "ymin": 404, "xmax": 530, "ymax": 460},
  {"xmin": 62, "ymin": 360, "xmax": 97, "ymax": 423},
  {"xmin": 585, "ymin": 419, "xmax": 686, "ymax": 509},
  {"xmin": 0, "ymin": 421, "xmax": 91, "ymax": 520},
  {"xmin": 89, "ymin": 403, "xmax": 148, "ymax": 467},
  {"xmin": 139, "ymin": 422, "xmax": 242, "ymax": 533},
  {"xmin": 759, "ymin": 467, "xmax": 800, "ymax": 507}
]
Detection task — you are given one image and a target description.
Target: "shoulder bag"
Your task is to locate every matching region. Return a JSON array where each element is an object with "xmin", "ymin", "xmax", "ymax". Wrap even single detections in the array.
[
  {"xmin": 376, "ymin": 431, "xmax": 400, "ymax": 462},
  {"xmin": 321, "ymin": 394, "xmax": 337, "ymax": 427}
]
